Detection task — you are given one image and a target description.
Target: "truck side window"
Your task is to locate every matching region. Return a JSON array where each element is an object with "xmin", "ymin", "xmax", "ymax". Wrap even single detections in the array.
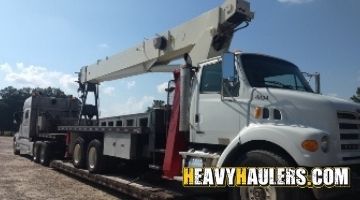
[
  {"xmin": 126, "ymin": 119, "xmax": 134, "ymax": 127},
  {"xmin": 24, "ymin": 110, "xmax": 29, "ymax": 119},
  {"xmin": 200, "ymin": 62, "xmax": 222, "ymax": 93},
  {"xmin": 116, "ymin": 120, "xmax": 123, "ymax": 127}
]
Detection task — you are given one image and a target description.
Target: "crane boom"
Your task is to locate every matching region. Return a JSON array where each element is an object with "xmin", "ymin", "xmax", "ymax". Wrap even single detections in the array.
[
  {"xmin": 79, "ymin": 0, "xmax": 253, "ymax": 84},
  {"xmin": 77, "ymin": 0, "xmax": 253, "ymax": 126}
]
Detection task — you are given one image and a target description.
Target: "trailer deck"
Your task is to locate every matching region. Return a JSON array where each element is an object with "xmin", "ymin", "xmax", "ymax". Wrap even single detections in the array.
[
  {"xmin": 50, "ymin": 160, "xmax": 182, "ymax": 200},
  {"xmin": 58, "ymin": 126, "xmax": 146, "ymax": 134}
]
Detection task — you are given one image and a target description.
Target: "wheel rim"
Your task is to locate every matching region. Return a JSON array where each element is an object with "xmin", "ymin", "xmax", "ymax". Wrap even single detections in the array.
[
  {"xmin": 33, "ymin": 145, "xmax": 38, "ymax": 160},
  {"xmin": 40, "ymin": 147, "xmax": 45, "ymax": 163},
  {"xmin": 88, "ymin": 147, "xmax": 97, "ymax": 169},
  {"xmin": 242, "ymin": 186, "xmax": 277, "ymax": 200},
  {"xmin": 73, "ymin": 144, "xmax": 81, "ymax": 165}
]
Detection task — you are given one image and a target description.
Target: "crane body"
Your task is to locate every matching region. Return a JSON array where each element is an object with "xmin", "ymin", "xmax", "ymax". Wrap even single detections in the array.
[{"xmin": 13, "ymin": 0, "xmax": 360, "ymax": 199}]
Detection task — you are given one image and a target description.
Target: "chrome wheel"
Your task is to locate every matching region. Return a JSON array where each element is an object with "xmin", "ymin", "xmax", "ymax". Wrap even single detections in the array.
[
  {"xmin": 33, "ymin": 143, "xmax": 39, "ymax": 162},
  {"xmin": 40, "ymin": 147, "xmax": 45, "ymax": 163},
  {"xmin": 241, "ymin": 186, "xmax": 277, "ymax": 200},
  {"xmin": 73, "ymin": 144, "xmax": 81, "ymax": 165},
  {"xmin": 13, "ymin": 140, "xmax": 20, "ymax": 155},
  {"xmin": 88, "ymin": 147, "xmax": 97, "ymax": 170}
]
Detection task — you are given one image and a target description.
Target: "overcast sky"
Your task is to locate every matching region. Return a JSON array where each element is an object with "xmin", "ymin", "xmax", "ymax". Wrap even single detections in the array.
[{"xmin": 0, "ymin": 0, "xmax": 359, "ymax": 117}]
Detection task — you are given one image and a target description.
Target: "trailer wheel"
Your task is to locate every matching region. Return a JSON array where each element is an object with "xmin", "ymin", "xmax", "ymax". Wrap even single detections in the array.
[
  {"xmin": 228, "ymin": 150, "xmax": 311, "ymax": 200},
  {"xmin": 72, "ymin": 137, "xmax": 87, "ymax": 169},
  {"xmin": 33, "ymin": 142, "xmax": 41, "ymax": 163},
  {"xmin": 39, "ymin": 142, "xmax": 51, "ymax": 166},
  {"xmin": 13, "ymin": 138, "xmax": 20, "ymax": 155},
  {"xmin": 87, "ymin": 139, "xmax": 103, "ymax": 173}
]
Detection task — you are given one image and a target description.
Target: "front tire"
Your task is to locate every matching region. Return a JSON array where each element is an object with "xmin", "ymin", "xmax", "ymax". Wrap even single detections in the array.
[
  {"xmin": 33, "ymin": 142, "xmax": 41, "ymax": 163},
  {"xmin": 228, "ymin": 150, "xmax": 309, "ymax": 200},
  {"xmin": 13, "ymin": 138, "xmax": 20, "ymax": 155},
  {"xmin": 39, "ymin": 142, "xmax": 51, "ymax": 166},
  {"xmin": 87, "ymin": 139, "xmax": 103, "ymax": 173}
]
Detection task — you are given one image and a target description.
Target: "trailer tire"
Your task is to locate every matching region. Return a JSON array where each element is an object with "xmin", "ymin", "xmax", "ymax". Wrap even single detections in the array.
[
  {"xmin": 39, "ymin": 142, "xmax": 51, "ymax": 166},
  {"xmin": 72, "ymin": 137, "xmax": 87, "ymax": 169},
  {"xmin": 13, "ymin": 139, "xmax": 20, "ymax": 155},
  {"xmin": 33, "ymin": 142, "xmax": 41, "ymax": 163},
  {"xmin": 87, "ymin": 139, "xmax": 103, "ymax": 173},
  {"xmin": 228, "ymin": 150, "xmax": 312, "ymax": 200}
]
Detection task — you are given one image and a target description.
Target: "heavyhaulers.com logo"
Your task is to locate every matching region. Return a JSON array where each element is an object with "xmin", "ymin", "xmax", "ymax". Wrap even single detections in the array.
[{"xmin": 183, "ymin": 167, "xmax": 350, "ymax": 188}]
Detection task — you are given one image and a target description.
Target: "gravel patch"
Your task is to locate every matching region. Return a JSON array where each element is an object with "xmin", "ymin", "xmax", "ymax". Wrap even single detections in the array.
[{"xmin": 0, "ymin": 136, "xmax": 123, "ymax": 200}]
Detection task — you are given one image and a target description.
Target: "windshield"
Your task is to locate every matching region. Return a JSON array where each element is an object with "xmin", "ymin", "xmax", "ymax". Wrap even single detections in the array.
[{"xmin": 241, "ymin": 54, "xmax": 313, "ymax": 93}]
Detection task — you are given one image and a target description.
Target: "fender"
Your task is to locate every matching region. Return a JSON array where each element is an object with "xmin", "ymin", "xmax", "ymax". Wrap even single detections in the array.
[{"xmin": 217, "ymin": 124, "xmax": 331, "ymax": 167}]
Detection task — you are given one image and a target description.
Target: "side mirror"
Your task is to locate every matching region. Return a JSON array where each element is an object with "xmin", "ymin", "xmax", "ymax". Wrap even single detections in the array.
[
  {"xmin": 314, "ymin": 72, "xmax": 321, "ymax": 94},
  {"xmin": 302, "ymin": 72, "xmax": 321, "ymax": 94},
  {"xmin": 221, "ymin": 53, "xmax": 239, "ymax": 97},
  {"xmin": 222, "ymin": 53, "xmax": 236, "ymax": 81},
  {"xmin": 13, "ymin": 111, "xmax": 23, "ymax": 125}
]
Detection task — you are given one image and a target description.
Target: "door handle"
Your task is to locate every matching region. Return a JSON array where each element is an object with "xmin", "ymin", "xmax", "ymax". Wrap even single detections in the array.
[
  {"xmin": 195, "ymin": 114, "xmax": 199, "ymax": 123},
  {"xmin": 196, "ymin": 131, "xmax": 205, "ymax": 134}
]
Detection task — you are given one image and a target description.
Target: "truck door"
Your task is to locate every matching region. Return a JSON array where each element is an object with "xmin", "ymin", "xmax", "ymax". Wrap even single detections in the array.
[
  {"xmin": 190, "ymin": 61, "xmax": 244, "ymax": 145},
  {"xmin": 20, "ymin": 109, "xmax": 31, "ymax": 139}
]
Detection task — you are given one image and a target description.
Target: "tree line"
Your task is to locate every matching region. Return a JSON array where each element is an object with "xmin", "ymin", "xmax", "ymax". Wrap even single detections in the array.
[
  {"xmin": 0, "ymin": 86, "xmax": 66, "ymax": 134},
  {"xmin": 351, "ymin": 87, "xmax": 360, "ymax": 103}
]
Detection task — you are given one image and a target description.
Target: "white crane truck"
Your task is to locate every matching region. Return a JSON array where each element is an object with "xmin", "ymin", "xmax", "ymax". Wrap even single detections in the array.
[{"xmin": 13, "ymin": 0, "xmax": 360, "ymax": 199}]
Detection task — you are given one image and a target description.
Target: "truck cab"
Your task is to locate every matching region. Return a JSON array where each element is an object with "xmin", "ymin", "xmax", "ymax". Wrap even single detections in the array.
[
  {"xmin": 181, "ymin": 52, "xmax": 360, "ymax": 199},
  {"xmin": 13, "ymin": 95, "xmax": 81, "ymax": 163},
  {"xmin": 186, "ymin": 52, "xmax": 360, "ymax": 168}
]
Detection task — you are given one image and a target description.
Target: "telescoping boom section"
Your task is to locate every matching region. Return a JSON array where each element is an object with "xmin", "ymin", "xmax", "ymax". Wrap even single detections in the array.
[
  {"xmin": 79, "ymin": 0, "xmax": 253, "ymax": 84},
  {"xmin": 77, "ymin": 0, "xmax": 253, "ymax": 125}
]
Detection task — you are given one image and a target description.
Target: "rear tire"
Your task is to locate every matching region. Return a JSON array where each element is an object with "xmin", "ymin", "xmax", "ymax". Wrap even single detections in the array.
[
  {"xmin": 87, "ymin": 139, "xmax": 103, "ymax": 173},
  {"xmin": 33, "ymin": 142, "xmax": 41, "ymax": 163},
  {"xmin": 39, "ymin": 142, "xmax": 51, "ymax": 166},
  {"xmin": 72, "ymin": 137, "xmax": 87, "ymax": 169},
  {"xmin": 228, "ymin": 150, "xmax": 313, "ymax": 200}
]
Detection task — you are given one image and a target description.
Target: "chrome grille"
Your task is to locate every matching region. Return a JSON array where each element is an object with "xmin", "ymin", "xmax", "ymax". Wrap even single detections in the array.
[{"xmin": 338, "ymin": 111, "xmax": 360, "ymax": 161}]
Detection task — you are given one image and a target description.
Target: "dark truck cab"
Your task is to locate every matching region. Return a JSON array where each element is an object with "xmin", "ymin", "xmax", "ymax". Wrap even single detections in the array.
[{"xmin": 13, "ymin": 95, "xmax": 81, "ymax": 165}]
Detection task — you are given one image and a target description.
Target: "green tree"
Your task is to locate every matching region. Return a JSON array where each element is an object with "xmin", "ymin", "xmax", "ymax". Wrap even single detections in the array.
[
  {"xmin": 32, "ymin": 87, "xmax": 66, "ymax": 97},
  {"xmin": 351, "ymin": 87, "xmax": 360, "ymax": 103},
  {"xmin": 0, "ymin": 86, "xmax": 67, "ymax": 134},
  {"xmin": 0, "ymin": 101, "xmax": 10, "ymax": 135},
  {"xmin": 0, "ymin": 86, "xmax": 31, "ymax": 134},
  {"xmin": 146, "ymin": 100, "xmax": 165, "ymax": 112}
]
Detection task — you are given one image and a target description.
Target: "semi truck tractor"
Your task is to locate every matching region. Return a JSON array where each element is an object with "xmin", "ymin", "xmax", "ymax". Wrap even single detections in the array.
[
  {"xmin": 13, "ymin": 0, "xmax": 360, "ymax": 199},
  {"xmin": 13, "ymin": 95, "xmax": 81, "ymax": 165}
]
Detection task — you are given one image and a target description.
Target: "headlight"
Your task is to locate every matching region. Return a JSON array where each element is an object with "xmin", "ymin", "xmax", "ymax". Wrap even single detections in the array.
[
  {"xmin": 320, "ymin": 135, "xmax": 329, "ymax": 153},
  {"xmin": 187, "ymin": 157, "xmax": 204, "ymax": 168}
]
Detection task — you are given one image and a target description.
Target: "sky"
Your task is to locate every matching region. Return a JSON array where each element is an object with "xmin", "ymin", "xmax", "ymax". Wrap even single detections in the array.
[{"xmin": 0, "ymin": 0, "xmax": 359, "ymax": 117}]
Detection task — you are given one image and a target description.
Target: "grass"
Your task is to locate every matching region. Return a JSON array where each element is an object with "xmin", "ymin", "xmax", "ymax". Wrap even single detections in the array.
[{"xmin": 0, "ymin": 131, "xmax": 15, "ymax": 137}]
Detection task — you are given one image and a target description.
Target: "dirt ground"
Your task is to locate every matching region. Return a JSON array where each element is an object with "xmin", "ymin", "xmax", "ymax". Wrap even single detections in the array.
[{"xmin": 0, "ymin": 136, "xmax": 126, "ymax": 200}]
